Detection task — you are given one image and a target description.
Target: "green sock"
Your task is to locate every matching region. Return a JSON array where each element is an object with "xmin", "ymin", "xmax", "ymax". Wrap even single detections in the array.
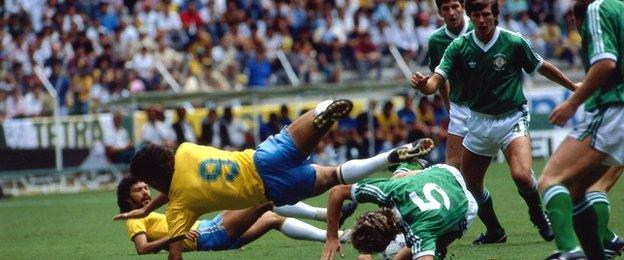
[
  {"xmin": 586, "ymin": 191, "xmax": 617, "ymax": 243},
  {"xmin": 543, "ymin": 185, "xmax": 579, "ymax": 252},
  {"xmin": 573, "ymin": 199, "xmax": 605, "ymax": 259},
  {"xmin": 586, "ymin": 192, "xmax": 610, "ymax": 243}
]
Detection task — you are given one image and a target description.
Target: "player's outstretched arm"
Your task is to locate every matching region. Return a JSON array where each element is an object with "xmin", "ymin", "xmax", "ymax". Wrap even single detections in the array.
[
  {"xmin": 132, "ymin": 234, "xmax": 169, "ymax": 255},
  {"xmin": 537, "ymin": 61, "xmax": 578, "ymax": 92},
  {"xmin": 411, "ymin": 73, "xmax": 444, "ymax": 95},
  {"xmin": 550, "ymin": 59, "xmax": 616, "ymax": 126},
  {"xmin": 113, "ymin": 193, "xmax": 169, "ymax": 221},
  {"xmin": 322, "ymin": 185, "xmax": 353, "ymax": 260}
]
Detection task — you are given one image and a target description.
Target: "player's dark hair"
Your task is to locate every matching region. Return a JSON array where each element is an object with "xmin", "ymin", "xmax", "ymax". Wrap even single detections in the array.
[
  {"xmin": 351, "ymin": 208, "xmax": 401, "ymax": 254},
  {"xmin": 130, "ymin": 145, "xmax": 174, "ymax": 193},
  {"xmin": 573, "ymin": 1, "xmax": 590, "ymax": 21},
  {"xmin": 435, "ymin": 0, "xmax": 463, "ymax": 10},
  {"xmin": 465, "ymin": 0, "xmax": 499, "ymax": 24},
  {"xmin": 116, "ymin": 175, "xmax": 141, "ymax": 213}
]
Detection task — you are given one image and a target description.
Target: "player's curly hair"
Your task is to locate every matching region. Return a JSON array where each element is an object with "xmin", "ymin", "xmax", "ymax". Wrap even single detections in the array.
[
  {"xmin": 351, "ymin": 208, "xmax": 402, "ymax": 254},
  {"xmin": 116, "ymin": 175, "xmax": 141, "ymax": 213},
  {"xmin": 465, "ymin": 0, "xmax": 499, "ymax": 24},
  {"xmin": 130, "ymin": 145, "xmax": 174, "ymax": 192}
]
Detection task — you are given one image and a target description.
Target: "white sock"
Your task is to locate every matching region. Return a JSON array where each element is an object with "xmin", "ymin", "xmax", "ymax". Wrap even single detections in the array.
[
  {"xmin": 314, "ymin": 100, "xmax": 334, "ymax": 116},
  {"xmin": 273, "ymin": 202, "xmax": 327, "ymax": 221},
  {"xmin": 338, "ymin": 150, "xmax": 392, "ymax": 184},
  {"xmin": 279, "ymin": 218, "xmax": 328, "ymax": 242}
]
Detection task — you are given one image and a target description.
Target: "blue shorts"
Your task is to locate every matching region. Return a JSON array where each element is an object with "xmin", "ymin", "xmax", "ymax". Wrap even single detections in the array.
[
  {"xmin": 196, "ymin": 214, "xmax": 242, "ymax": 251},
  {"xmin": 254, "ymin": 129, "xmax": 317, "ymax": 206}
]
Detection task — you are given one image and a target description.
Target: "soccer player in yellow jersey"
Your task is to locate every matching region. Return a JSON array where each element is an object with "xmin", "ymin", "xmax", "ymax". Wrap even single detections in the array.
[
  {"xmin": 117, "ymin": 176, "xmax": 352, "ymax": 254},
  {"xmin": 114, "ymin": 99, "xmax": 434, "ymax": 259}
]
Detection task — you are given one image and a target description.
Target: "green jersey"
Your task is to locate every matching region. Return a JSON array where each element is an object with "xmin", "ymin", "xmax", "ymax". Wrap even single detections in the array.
[
  {"xmin": 351, "ymin": 165, "xmax": 469, "ymax": 257},
  {"xmin": 435, "ymin": 27, "xmax": 543, "ymax": 115},
  {"xmin": 429, "ymin": 17, "xmax": 474, "ymax": 105},
  {"xmin": 579, "ymin": 0, "xmax": 624, "ymax": 111}
]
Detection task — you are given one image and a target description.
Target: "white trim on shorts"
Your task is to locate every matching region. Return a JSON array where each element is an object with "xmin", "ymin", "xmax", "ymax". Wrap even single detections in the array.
[{"xmin": 568, "ymin": 106, "xmax": 624, "ymax": 166}]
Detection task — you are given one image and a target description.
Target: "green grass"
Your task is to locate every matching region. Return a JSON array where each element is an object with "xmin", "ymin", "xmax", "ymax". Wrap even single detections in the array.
[{"xmin": 2, "ymin": 159, "xmax": 624, "ymax": 259}]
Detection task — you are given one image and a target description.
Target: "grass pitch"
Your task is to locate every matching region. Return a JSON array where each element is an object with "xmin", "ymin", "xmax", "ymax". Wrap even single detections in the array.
[{"xmin": 2, "ymin": 159, "xmax": 624, "ymax": 259}]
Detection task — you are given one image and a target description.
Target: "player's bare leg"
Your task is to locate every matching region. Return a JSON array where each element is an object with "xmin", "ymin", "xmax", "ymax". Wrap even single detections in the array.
[
  {"xmin": 285, "ymin": 99, "xmax": 353, "ymax": 157},
  {"xmin": 221, "ymin": 203, "xmax": 275, "ymax": 238},
  {"xmin": 460, "ymin": 148, "xmax": 506, "ymax": 244},
  {"xmin": 503, "ymin": 136, "xmax": 553, "ymax": 241},
  {"xmin": 539, "ymin": 137, "xmax": 609, "ymax": 259},
  {"xmin": 445, "ymin": 134, "xmax": 464, "ymax": 169},
  {"xmin": 237, "ymin": 211, "xmax": 351, "ymax": 245}
]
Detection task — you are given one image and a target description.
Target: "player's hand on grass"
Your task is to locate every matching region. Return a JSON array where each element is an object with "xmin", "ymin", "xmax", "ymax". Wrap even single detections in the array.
[
  {"xmin": 112, "ymin": 208, "xmax": 147, "ymax": 221},
  {"xmin": 549, "ymin": 100, "xmax": 578, "ymax": 127},
  {"xmin": 322, "ymin": 239, "xmax": 343, "ymax": 260},
  {"xmin": 410, "ymin": 73, "xmax": 430, "ymax": 90},
  {"xmin": 185, "ymin": 230, "xmax": 200, "ymax": 241}
]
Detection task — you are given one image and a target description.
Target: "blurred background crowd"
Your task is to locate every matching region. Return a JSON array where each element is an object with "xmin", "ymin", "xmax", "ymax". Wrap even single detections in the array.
[{"xmin": 0, "ymin": 0, "xmax": 580, "ymax": 164}]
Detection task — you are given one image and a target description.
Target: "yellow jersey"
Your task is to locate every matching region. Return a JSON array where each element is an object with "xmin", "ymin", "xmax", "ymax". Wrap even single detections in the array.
[
  {"xmin": 125, "ymin": 212, "xmax": 200, "ymax": 251},
  {"xmin": 166, "ymin": 143, "xmax": 268, "ymax": 239}
]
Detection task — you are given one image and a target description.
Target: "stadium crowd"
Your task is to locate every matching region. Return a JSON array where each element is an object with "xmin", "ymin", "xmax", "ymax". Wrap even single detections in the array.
[
  {"xmin": 0, "ymin": 0, "xmax": 580, "ymax": 121},
  {"xmin": 131, "ymin": 94, "xmax": 449, "ymax": 165}
]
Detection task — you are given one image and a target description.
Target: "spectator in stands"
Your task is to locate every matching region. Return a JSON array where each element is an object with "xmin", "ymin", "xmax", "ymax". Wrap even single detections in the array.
[
  {"xmin": 47, "ymin": 60, "xmax": 69, "ymax": 115},
  {"xmin": 260, "ymin": 112, "xmax": 280, "ymax": 141},
  {"xmin": 198, "ymin": 107, "xmax": 220, "ymax": 147},
  {"xmin": 5, "ymin": 86, "xmax": 27, "ymax": 119},
  {"xmin": 180, "ymin": 2, "xmax": 203, "ymax": 35},
  {"xmin": 540, "ymin": 15, "xmax": 563, "ymax": 59},
  {"xmin": 69, "ymin": 59, "xmax": 92, "ymax": 115},
  {"xmin": 130, "ymin": 46, "xmax": 155, "ymax": 85},
  {"xmin": 353, "ymin": 32, "xmax": 382, "ymax": 80},
  {"xmin": 105, "ymin": 112, "xmax": 134, "ymax": 164},
  {"xmin": 219, "ymin": 106, "xmax": 249, "ymax": 150},
  {"xmin": 377, "ymin": 101, "xmax": 400, "ymax": 131},
  {"xmin": 279, "ymin": 104, "xmax": 292, "ymax": 127},
  {"xmin": 417, "ymin": 96, "xmax": 435, "ymax": 127},
  {"xmin": 140, "ymin": 106, "xmax": 175, "ymax": 148},
  {"xmin": 23, "ymin": 84, "xmax": 46, "ymax": 117},
  {"xmin": 172, "ymin": 107, "xmax": 197, "ymax": 147},
  {"xmin": 398, "ymin": 95, "xmax": 416, "ymax": 126},
  {"xmin": 247, "ymin": 45, "xmax": 272, "ymax": 88},
  {"xmin": 388, "ymin": 15, "xmax": 419, "ymax": 62},
  {"xmin": 318, "ymin": 38, "xmax": 343, "ymax": 83}
]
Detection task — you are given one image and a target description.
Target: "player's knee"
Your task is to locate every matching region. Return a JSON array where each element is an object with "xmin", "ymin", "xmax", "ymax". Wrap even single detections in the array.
[
  {"xmin": 262, "ymin": 211, "xmax": 285, "ymax": 228},
  {"xmin": 538, "ymin": 174, "xmax": 558, "ymax": 193}
]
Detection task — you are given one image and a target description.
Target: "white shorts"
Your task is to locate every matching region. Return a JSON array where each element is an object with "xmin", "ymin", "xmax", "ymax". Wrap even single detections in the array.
[
  {"xmin": 568, "ymin": 105, "xmax": 624, "ymax": 166},
  {"xmin": 463, "ymin": 106, "xmax": 530, "ymax": 157},
  {"xmin": 436, "ymin": 164, "xmax": 478, "ymax": 234},
  {"xmin": 448, "ymin": 102, "xmax": 470, "ymax": 137}
]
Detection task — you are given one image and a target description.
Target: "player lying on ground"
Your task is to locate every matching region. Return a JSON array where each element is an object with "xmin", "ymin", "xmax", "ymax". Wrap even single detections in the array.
[
  {"xmin": 411, "ymin": 0, "xmax": 579, "ymax": 245},
  {"xmin": 538, "ymin": 0, "xmax": 624, "ymax": 259},
  {"xmin": 322, "ymin": 162, "xmax": 478, "ymax": 260},
  {"xmin": 116, "ymin": 175, "xmax": 353, "ymax": 254},
  {"xmin": 113, "ymin": 99, "xmax": 435, "ymax": 259}
]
